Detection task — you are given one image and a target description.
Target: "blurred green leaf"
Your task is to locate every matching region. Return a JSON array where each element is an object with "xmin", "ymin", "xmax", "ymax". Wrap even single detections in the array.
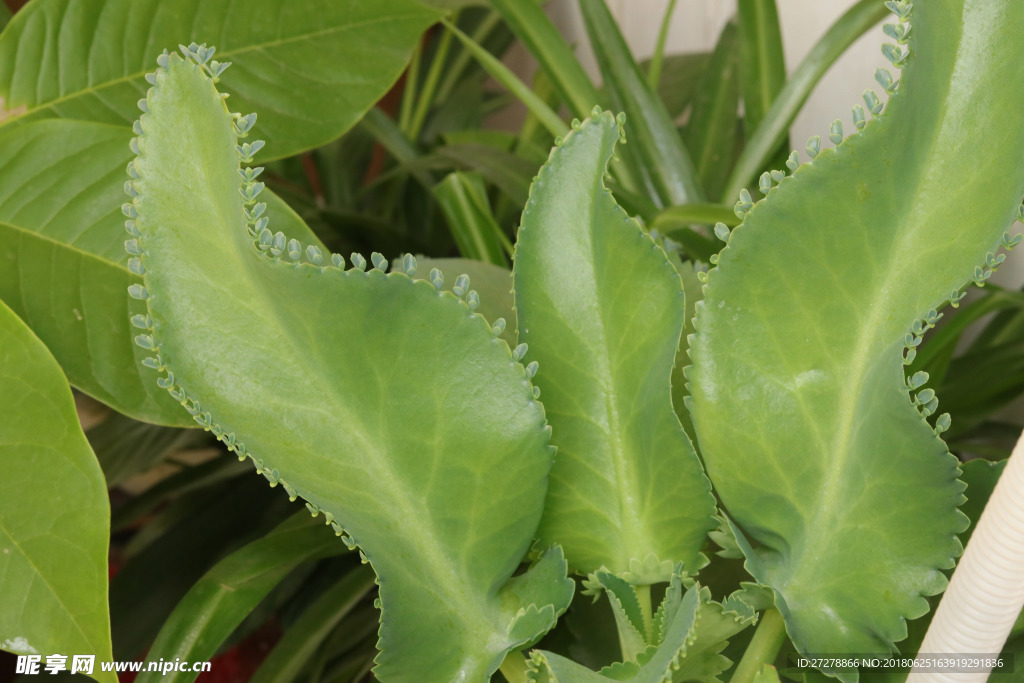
[
  {"xmin": 137, "ymin": 515, "xmax": 349, "ymax": 683},
  {"xmin": 579, "ymin": 0, "xmax": 705, "ymax": 206},
  {"xmin": 723, "ymin": 0, "xmax": 888, "ymax": 200},
  {"xmin": 87, "ymin": 413, "xmax": 207, "ymax": 487},
  {"xmin": 250, "ymin": 564, "xmax": 375, "ymax": 683},
  {"xmin": 737, "ymin": 0, "xmax": 786, "ymax": 136},
  {"xmin": 433, "ymin": 171, "xmax": 510, "ymax": 266},
  {"xmin": 641, "ymin": 52, "xmax": 711, "ymax": 121},
  {"xmin": 0, "ymin": 299, "xmax": 115, "ymax": 683},
  {"xmin": 684, "ymin": 21, "xmax": 742, "ymax": 200},
  {"xmin": 110, "ymin": 477, "xmax": 291, "ymax": 659}
]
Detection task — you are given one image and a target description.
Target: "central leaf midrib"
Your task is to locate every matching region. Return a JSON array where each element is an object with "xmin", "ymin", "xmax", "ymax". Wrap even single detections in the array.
[
  {"xmin": 585, "ymin": 187, "xmax": 648, "ymax": 567},
  {"xmin": 784, "ymin": 53, "xmax": 963, "ymax": 578}
]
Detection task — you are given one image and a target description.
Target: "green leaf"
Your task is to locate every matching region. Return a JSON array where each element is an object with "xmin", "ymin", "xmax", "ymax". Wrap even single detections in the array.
[
  {"xmin": 736, "ymin": 0, "xmax": 786, "ymax": 137},
  {"xmin": 0, "ymin": 0, "xmax": 440, "ymax": 160},
  {"xmin": 683, "ymin": 21, "xmax": 741, "ymax": 201},
  {"xmin": 433, "ymin": 171, "xmax": 510, "ymax": 266},
  {"xmin": 249, "ymin": 563, "xmax": 376, "ymax": 683},
  {"xmin": 442, "ymin": 19, "xmax": 566, "ymax": 139},
  {"xmin": 0, "ymin": 4, "xmax": 11, "ymax": 33},
  {"xmin": 86, "ymin": 412, "xmax": 204, "ymax": 487},
  {"xmin": 409, "ymin": 257, "xmax": 515, "ymax": 345},
  {"xmin": 0, "ymin": 119, "xmax": 318, "ymax": 426},
  {"xmin": 688, "ymin": 2, "xmax": 1024, "ymax": 679},
  {"xmin": 958, "ymin": 458, "xmax": 1006, "ymax": 555},
  {"xmin": 127, "ymin": 52, "xmax": 572, "ymax": 681},
  {"xmin": 752, "ymin": 664, "xmax": 781, "ymax": 683},
  {"xmin": 109, "ymin": 476, "xmax": 289, "ymax": 659},
  {"xmin": 0, "ymin": 298, "xmax": 115, "ymax": 683},
  {"xmin": 488, "ymin": 0, "xmax": 601, "ymax": 120},
  {"xmin": 640, "ymin": 52, "xmax": 710, "ymax": 121},
  {"xmin": 513, "ymin": 113, "xmax": 716, "ymax": 582},
  {"xmin": 578, "ymin": 0, "xmax": 704, "ymax": 207},
  {"xmin": 722, "ymin": 0, "xmax": 888, "ymax": 201},
  {"xmin": 137, "ymin": 514, "xmax": 350, "ymax": 683}
]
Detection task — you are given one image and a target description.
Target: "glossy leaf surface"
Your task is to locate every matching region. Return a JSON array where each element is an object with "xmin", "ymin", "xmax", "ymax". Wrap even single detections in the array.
[
  {"xmin": 128, "ymin": 53, "xmax": 572, "ymax": 682},
  {"xmin": 0, "ymin": 0, "xmax": 440, "ymax": 160},
  {"xmin": 0, "ymin": 299, "xmax": 115, "ymax": 683},
  {"xmin": 513, "ymin": 113, "xmax": 716, "ymax": 582},
  {"xmin": 689, "ymin": 1, "xmax": 1024, "ymax": 677}
]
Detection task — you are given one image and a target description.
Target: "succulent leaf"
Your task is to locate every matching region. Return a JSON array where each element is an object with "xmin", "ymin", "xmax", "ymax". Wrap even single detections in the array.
[
  {"xmin": 688, "ymin": 1, "xmax": 1024, "ymax": 678},
  {"xmin": 512, "ymin": 114, "xmax": 717, "ymax": 582},
  {"xmin": 126, "ymin": 53, "xmax": 571, "ymax": 682}
]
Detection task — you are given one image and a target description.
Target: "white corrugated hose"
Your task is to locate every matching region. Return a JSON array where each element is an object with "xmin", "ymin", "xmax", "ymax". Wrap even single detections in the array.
[{"xmin": 908, "ymin": 432, "xmax": 1024, "ymax": 682}]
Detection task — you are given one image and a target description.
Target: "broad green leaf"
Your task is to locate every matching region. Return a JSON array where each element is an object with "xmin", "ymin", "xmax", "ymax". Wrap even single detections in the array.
[
  {"xmin": 578, "ymin": 0, "xmax": 704, "ymax": 207},
  {"xmin": 127, "ymin": 53, "xmax": 572, "ymax": 681},
  {"xmin": 0, "ymin": 298, "xmax": 115, "ymax": 683},
  {"xmin": 137, "ymin": 514, "xmax": 350, "ymax": 683},
  {"xmin": 722, "ymin": 0, "xmax": 888, "ymax": 201},
  {"xmin": 688, "ymin": 2, "xmax": 1024, "ymax": 679},
  {"xmin": 0, "ymin": 119, "xmax": 318, "ymax": 426},
  {"xmin": 250, "ymin": 563, "xmax": 376, "ymax": 683},
  {"xmin": 513, "ymin": 113, "xmax": 716, "ymax": 582},
  {"xmin": 0, "ymin": 0, "xmax": 440, "ymax": 160},
  {"xmin": 736, "ymin": 0, "xmax": 785, "ymax": 137},
  {"xmin": 433, "ymin": 171, "xmax": 510, "ymax": 266},
  {"xmin": 683, "ymin": 21, "xmax": 741, "ymax": 202}
]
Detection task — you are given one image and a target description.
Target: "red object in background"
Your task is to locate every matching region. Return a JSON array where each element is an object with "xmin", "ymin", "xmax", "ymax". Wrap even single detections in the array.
[{"xmin": 5, "ymin": 0, "xmax": 29, "ymax": 13}]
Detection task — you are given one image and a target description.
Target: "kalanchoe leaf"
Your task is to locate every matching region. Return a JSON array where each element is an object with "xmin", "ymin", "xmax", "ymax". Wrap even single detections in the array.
[
  {"xmin": 513, "ymin": 114, "xmax": 716, "ymax": 582},
  {"xmin": 688, "ymin": 1, "xmax": 1024, "ymax": 680},
  {"xmin": 124, "ymin": 51, "xmax": 571, "ymax": 682}
]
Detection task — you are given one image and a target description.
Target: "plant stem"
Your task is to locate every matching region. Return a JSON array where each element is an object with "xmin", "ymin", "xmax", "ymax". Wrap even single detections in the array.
[
  {"xmin": 636, "ymin": 583, "xmax": 654, "ymax": 639},
  {"xmin": 647, "ymin": 0, "xmax": 679, "ymax": 89},
  {"xmin": 435, "ymin": 11, "xmax": 501, "ymax": 104},
  {"xmin": 730, "ymin": 608, "xmax": 787, "ymax": 683},
  {"xmin": 498, "ymin": 650, "xmax": 530, "ymax": 683},
  {"xmin": 409, "ymin": 18, "xmax": 456, "ymax": 140}
]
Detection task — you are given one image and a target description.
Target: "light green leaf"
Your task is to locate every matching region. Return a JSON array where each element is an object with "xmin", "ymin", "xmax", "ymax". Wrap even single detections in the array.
[
  {"xmin": 688, "ymin": 2, "xmax": 1024, "ymax": 679},
  {"xmin": 0, "ymin": 119, "xmax": 317, "ymax": 426},
  {"xmin": 0, "ymin": 298, "xmax": 115, "ymax": 683},
  {"xmin": 127, "ymin": 52, "xmax": 572, "ymax": 681},
  {"xmin": 0, "ymin": 0, "xmax": 440, "ymax": 160},
  {"xmin": 752, "ymin": 664, "xmax": 781, "ymax": 683},
  {"xmin": 138, "ymin": 513, "xmax": 351, "ymax": 683},
  {"xmin": 513, "ymin": 113, "xmax": 716, "ymax": 582}
]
